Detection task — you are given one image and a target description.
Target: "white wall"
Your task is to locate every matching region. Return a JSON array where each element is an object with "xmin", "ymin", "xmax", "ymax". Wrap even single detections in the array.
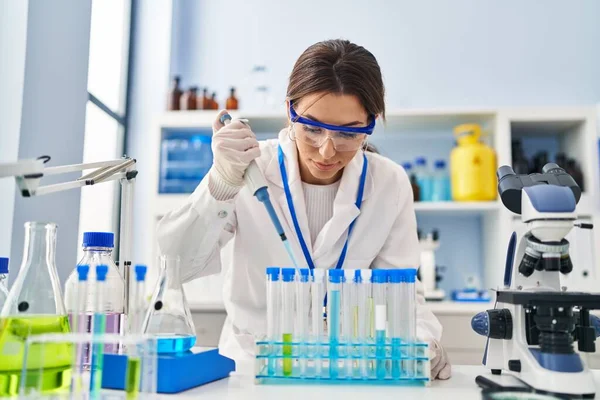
[
  {"xmin": 171, "ymin": 0, "xmax": 600, "ymax": 109},
  {"xmin": 127, "ymin": 0, "xmax": 174, "ymax": 266},
  {"xmin": 9, "ymin": 0, "xmax": 92, "ymax": 283},
  {"xmin": 0, "ymin": 1, "xmax": 29, "ymax": 260}
]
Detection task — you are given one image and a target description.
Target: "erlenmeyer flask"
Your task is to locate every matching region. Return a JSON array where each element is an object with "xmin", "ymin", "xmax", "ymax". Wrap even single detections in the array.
[
  {"xmin": 142, "ymin": 255, "xmax": 196, "ymax": 353},
  {"xmin": 0, "ymin": 222, "xmax": 72, "ymax": 396}
]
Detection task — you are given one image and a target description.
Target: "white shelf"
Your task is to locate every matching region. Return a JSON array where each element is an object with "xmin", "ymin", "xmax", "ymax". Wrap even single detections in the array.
[{"xmin": 414, "ymin": 201, "xmax": 500, "ymax": 215}]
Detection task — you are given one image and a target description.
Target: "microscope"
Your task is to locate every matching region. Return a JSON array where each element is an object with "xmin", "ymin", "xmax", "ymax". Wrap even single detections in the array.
[{"xmin": 471, "ymin": 163, "xmax": 600, "ymax": 398}]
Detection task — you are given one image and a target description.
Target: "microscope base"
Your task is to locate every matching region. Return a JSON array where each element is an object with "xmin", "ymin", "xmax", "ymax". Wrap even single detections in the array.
[{"xmin": 424, "ymin": 289, "xmax": 445, "ymax": 301}]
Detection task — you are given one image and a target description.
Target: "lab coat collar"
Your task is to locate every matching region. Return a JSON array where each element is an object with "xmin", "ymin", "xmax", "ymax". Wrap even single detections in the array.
[{"xmin": 264, "ymin": 129, "xmax": 374, "ymax": 265}]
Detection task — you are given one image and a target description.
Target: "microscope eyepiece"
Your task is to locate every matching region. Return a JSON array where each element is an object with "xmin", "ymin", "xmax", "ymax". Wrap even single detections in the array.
[
  {"xmin": 542, "ymin": 162, "xmax": 565, "ymax": 174},
  {"xmin": 497, "ymin": 165, "xmax": 516, "ymax": 181}
]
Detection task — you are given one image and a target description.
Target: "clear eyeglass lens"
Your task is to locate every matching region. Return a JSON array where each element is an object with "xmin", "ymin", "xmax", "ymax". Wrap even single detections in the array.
[{"xmin": 293, "ymin": 123, "xmax": 365, "ymax": 151}]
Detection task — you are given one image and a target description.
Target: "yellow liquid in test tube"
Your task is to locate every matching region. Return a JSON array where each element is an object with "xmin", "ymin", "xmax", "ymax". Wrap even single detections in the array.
[{"xmin": 282, "ymin": 333, "xmax": 293, "ymax": 376}]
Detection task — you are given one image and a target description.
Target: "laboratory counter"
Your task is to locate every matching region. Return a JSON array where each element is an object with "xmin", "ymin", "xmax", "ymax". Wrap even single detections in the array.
[{"xmin": 155, "ymin": 365, "xmax": 600, "ymax": 399}]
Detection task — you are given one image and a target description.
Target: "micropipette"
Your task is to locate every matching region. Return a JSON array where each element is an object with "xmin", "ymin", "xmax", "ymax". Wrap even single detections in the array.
[
  {"xmin": 90, "ymin": 265, "xmax": 108, "ymax": 396},
  {"xmin": 219, "ymin": 113, "xmax": 300, "ymax": 271}
]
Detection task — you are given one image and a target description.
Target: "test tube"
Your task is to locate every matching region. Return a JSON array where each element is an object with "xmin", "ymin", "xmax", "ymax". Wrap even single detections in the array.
[
  {"xmin": 296, "ymin": 269, "xmax": 310, "ymax": 376},
  {"xmin": 327, "ymin": 269, "xmax": 343, "ymax": 379},
  {"xmin": 281, "ymin": 268, "xmax": 295, "ymax": 377},
  {"xmin": 71, "ymin": 265, "xmax": 89, "ymax": 394},
  {"xmin": 356, "ymin": 269, "xmax": 371, "ymax": 378},
  {"xmin": 342, "ymin": 269, "xmax": 355, "ymax": 377},
  {"xmin": 403, "ymin": 268, "xmax": 417, "ymax": 377},
  {"xmin": 132, "ymin": 265, "xmax": 148, "ymax": 334},
  {"xmin": 266, "ymin": 267, "xmax": 281, "ymax": 376},
  {"xmin": 387, "ymin": 270, "xmax": 402, "ymax": 379},
  {"xmin": 311, "ymin": 269, "xmax": 325, "ymax": 377},
  {"xmin": 372, "ymin": 269, "xmax": 387, "ymax": 379},
  {"xmin": 90, "ymin": 265, "xmax": 108, "ymax": 396}
]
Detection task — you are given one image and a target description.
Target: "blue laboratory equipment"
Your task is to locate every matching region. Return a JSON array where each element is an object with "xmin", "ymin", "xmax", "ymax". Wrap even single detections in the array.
[
  {"xmin": 327, "ymin": 269, "xmax": 344, "ymax": 379},
  {"xmin": 296, "ymin": 269, "xmax": 310, "ymax": 376},
  {"xmin": 371, "ymin": 269, "xmax": 388, "ymax": 379},
  {"xmin": 159, "ymin": 133, "xmax": 212, "ymax": 194},
  {"xmin": 220, "ymin": 113, "xmax": 300, "ymax": 272},
  {"xmin": 387, "ymin": 270, "xmax": 402, "ymax": 379},
  {"xmin": 281, "ymin": 268, "xmax": 295, "ymax": 376},
  {"xmin": 414, "ymin": 157, "xmax": 432, "ymax": 201},
  {"xmin": 266, "ymin": 267, "xmax": 281, "ymax": 376},
  {"xmin": 430, "ymin": 160, "xmax": 451, "ymax": 201},
  {"xmin": 356, "ymin": 269, "xmax": 371, "ymax": 377},
  {"xmin": 0, "ymin": 257, "xmax": 8, "ymax": 309},
  {"xmin": 131, "ymin": 265, "xmax": 148, "ymax": 334},
  {"xmin": 90, "ymin": 265, "xmax": 108, "ymax": 396},
  {"xmin": 142, "ymin": 255, "xmax": 196, "ymax": 354},
  {"xmin": 311, "ymin": 269, "xmax": 325, "ymax": 377}
]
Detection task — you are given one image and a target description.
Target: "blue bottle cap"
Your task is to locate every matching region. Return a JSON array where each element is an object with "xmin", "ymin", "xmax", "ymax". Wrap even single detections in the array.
[
  {"xmin": 266, "ymin": 267, "xmax": 280, "ymax": 281},
  {"xmin": 299, "ymin": 269, "xmax": 310, "ymax": 282},
  {"xmin": 0, "ymin": 257, "xmax": 8, "ymax": 274},
  {"xmin": 135, "ymin": 265, "xmax": 148, "ymax": 282},
  {"xmin": 434, "ymin": 160, "xmax": 446, "ymax": 169},
  {"xmin": 403, "ymin": 268, "xmax": 417, "ymax": 283},
  {"xmin": 95, "ymin": 265, "xmax": 109, "ymax": 282},
  {"xmin": 371, "ymin": 269, "xmax": 388, "ymax": 283},
  {"xmin": 83, "ymin": 232, "xmax": 114, "ymax": 248},
  {"xmin": 76, "ymin": 265, "xmax": 90, "ymax": 281},
  {"xmin": 328, "ymin": 269, "xmax": 344, "ymax": 283},
  {"xmin": 401, "ymin": 162, "xmax": 412, "ymax": 171},
  {"xmin": 354, "ymin": 269, "xmax": 362, "ymax": 283},
  {"xmin": 415, "ymin": 157, "xmax": 426, "ymax": 166},
  {"xmin": 388, "ymin": 269, "xmax": 402, "ymax": 283},
  {"xmin": 282, "ymin": 268, "xmax": 296, "ymax": 282}
]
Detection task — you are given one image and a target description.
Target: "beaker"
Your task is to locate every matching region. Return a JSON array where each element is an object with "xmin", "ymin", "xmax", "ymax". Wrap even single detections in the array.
[
  {"xmin": 141, "ymin": 255, "xmax": 196, "ymax": 353},
  {"xmin": 0, "ymin": 222, "xmax": 72, "ymax": 396}
]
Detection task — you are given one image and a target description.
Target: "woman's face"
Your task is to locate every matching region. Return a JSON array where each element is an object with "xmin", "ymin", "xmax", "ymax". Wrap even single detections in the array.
[{"xmin": 290, "ymin": 93, "xmax": 369, "ymax": 185}]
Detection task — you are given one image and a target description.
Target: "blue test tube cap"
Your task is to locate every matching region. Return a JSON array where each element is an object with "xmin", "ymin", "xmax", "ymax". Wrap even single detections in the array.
[
  {"xmin": 328, "ymin": 269, "xmax": 344, "ymax": 283},
  {"xmin": 354, "ymin": 269, "xmax": 362, "ymax": 283},
  {"xmin": 371, "ymin": 269, "xmax": 388, "ymax": 283},
  {"xmin": 299, "ymin": 268, "xmax": 310, "ymax": 282},
  {"xmin": 281, "ymin": 268, "xmax": 295, "ymax": 282},
  {"xmin": 76, "ymin": 264, "xmax": 90, "ymax": 281},
  {"xmin": 95, "ymin": 265, "xmax": 108, "ymax": 282},
  {"xmin": 135, "ymin": 265, "xmax": 148, "ymax": 282},
  {"xmin": 404, "ymin": 268, "xmax": 417, "ymax": 283},
  {"xmin": 0, "ymin": 257, "xmax": 8, "ymax": 274},
  {"xmin": 266, "ymin": 267, "xmax": 280, "ymax": 281},
  {"xmin": 415, "ymin": 157, "xmax": 427, "ymax": 166},
  {"xmin": 388, "ymin": 269, "xmax": 403, "ymax": 283}
]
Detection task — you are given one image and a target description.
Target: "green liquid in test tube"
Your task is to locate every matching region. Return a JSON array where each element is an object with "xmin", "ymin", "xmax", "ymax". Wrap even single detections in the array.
[{"xmin": 281, "ymin": 268, "xmax": 296, "ymax": 377}]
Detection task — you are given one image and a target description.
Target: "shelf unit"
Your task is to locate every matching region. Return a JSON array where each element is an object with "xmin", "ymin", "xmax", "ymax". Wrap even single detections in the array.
[{"xmin": 148, "ymin": 106, "xmax": 600, "ymax": 309}]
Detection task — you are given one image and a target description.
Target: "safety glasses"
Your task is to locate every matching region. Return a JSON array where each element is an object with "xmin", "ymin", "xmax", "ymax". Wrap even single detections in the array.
[{"xmin": 289, "ymin": 101, "xmax": 376, "ymax": 152}]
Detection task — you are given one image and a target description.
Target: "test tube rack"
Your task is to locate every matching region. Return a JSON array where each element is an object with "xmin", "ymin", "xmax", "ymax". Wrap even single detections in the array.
[
  {"xmin": 255, "ymin": 339, "xmax": 430, "ymax": 384},
  {"xmin": 257, "ymin": 267, "xmax": 431, "ymax": 385}
]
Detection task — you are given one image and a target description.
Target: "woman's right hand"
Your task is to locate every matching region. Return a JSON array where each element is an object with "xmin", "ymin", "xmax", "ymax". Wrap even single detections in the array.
[{"xmin": 210, "ymin": 110, "xmax": 261, "ymax": 187}]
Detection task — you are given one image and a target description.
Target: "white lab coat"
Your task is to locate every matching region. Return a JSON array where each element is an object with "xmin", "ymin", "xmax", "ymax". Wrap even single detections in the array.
[{"xmin": 157, "ymin": 129, "xmax": 443, "ymax": 364}]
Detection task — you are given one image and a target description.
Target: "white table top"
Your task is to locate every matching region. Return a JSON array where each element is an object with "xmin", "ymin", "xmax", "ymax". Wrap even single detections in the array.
[{"xmin": 155, "ymin": 365, "xmax": 600, "ymax": 399}]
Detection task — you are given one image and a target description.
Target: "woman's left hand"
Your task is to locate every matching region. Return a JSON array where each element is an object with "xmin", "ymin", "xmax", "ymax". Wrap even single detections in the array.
[{"xmin": 429, "ymin": 339, "xmax": 452, "ymax": 380}]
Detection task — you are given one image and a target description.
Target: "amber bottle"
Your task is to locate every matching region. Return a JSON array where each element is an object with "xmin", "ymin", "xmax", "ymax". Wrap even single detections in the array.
[
  {"xmin": 180, "ymin": 86, "xmax": 198, "ymax": 110},
  {"xmin": 201, "ymin": 88, "xmax": 210, "ymax": 110},
  {"xmin": 225, "ymin": 87, "xmax": 239, "ymax": 110},
  {"xmin": 167, "ymin": 76, "xmax": 183, "ymax": 111},
  {"xmin": 211, "ymin": 92, "xmax": 218, "ymax": 110}
]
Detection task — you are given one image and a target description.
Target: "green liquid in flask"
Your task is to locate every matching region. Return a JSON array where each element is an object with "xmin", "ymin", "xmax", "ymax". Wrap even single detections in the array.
[{"xmin": 0, "ymin": 315, "xmax": 72, "ymax": 396}]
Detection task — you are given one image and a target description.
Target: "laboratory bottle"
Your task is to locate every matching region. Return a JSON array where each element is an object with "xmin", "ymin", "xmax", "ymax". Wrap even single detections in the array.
[
  {"xmin": 142, "ymin": 255, "xmax": 196, "ymax": 354},
  {"xmin": 414, "ymin": 157, "xmax": 432, "ymax": 201},
  {"xmin": 64, "ymin": 232, "xmax": 125, "ymax": 338},
  {"xmin": 402, "ymin": 162, "xmax": 419, "ymax": 202},
  {"xmin": 201, "ymin": 87, "xmax": 210, "ymax": 110},
  {"xmin": 0, "ymin": 222, "xmax": 72, "ymax": 396},
  {"xmin": 210, "ymin": 92, "xmax": 218, "ymax": 110},
  {"xmin": 180, "ymin": 86, "xmax": 198, "ymax": 110},
  {"xmin": 0, "ymin": 257, "xmax": 8, "ymax": 309},
  {"xmin": 450, "ymin": 123, "xmax": 497, "ymax": 201},
  {"xmin": 167, "ymin": 75, "xmax": 183, "ymax": 111},
  {"xmin": 226, "ymin": 87, "xmax": 239, "ymax": 110},
  {"xmin": 430, "ymin": 160, "xmax": 451, "ymax": 202}
]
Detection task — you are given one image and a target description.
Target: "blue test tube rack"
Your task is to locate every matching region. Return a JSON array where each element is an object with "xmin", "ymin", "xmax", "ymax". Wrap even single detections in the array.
[{"xmin": 255, "ymin": 268, "xmax": 431, "ymax": 385}]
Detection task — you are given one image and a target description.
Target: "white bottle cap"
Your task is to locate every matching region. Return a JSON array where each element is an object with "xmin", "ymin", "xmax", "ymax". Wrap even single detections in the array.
[
  {"xmin": 361, "ymin": 269, "xmax": 372, "ymax": 282},
  {"xmin": 312, "ymin": 268, "xmax": 324, "ymax": 282},
  {"xmin": 344, "ymin": 269, "xmax": 355, "ymax": 282}
]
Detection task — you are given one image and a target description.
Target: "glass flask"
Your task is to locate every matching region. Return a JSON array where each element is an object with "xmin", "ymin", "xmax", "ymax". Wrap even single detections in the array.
[
  {"xmin": 0, "ymin": 222, "xmax": 72, "ymax": 396},
  {"xmin": 64, "ymin": 232, "xmax": 125, "ymax": 364},
  {"xmin": 142, "ymin": 255, "xmax": 196, "ymax": 354}
]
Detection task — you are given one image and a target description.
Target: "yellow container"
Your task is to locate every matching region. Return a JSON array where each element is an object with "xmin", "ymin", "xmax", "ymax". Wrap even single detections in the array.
[{"xmin": 450, "ymin": 123, "xmax": 497, "ymax": 201}]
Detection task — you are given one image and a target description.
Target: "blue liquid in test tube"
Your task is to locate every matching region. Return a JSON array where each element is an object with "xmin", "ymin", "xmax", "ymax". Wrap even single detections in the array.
[
  {"xmin": 328, "ymin": 269, "xmax": 343, "ymax": 379},
  {"xmin": 372, "ymin": 269, "xmax": 387, "ymax": 380},
  {"xmin": 388, "ymin": 270, "xmax": 403, "ymax": 379}
]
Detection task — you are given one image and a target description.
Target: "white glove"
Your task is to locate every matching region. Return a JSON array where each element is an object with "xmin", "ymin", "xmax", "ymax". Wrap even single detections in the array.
[
  {"xmin": 429, "ymin": 339, "xmax": 452, "ymax": 380},
  {"xmin": 210, "ymin": 110, "xmax": 261, "ymax": 187}
]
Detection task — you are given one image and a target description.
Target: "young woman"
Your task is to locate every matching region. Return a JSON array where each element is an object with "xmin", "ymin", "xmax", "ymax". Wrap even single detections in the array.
[{"xmin": 157, "ymin": 39, "xmax": 451, "ymax": 379}]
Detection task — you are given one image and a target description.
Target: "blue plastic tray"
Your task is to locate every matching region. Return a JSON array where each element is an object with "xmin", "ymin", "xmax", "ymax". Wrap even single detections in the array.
[{"xmin": 103, "ymin": 347, "xmax": 235, "ymax": 393}]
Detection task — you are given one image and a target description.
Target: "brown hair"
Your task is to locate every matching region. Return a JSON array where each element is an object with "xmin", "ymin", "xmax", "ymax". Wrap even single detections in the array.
[{"xmin": 286, "ymin": 39, "xmax": 385, "ymax": 120}]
